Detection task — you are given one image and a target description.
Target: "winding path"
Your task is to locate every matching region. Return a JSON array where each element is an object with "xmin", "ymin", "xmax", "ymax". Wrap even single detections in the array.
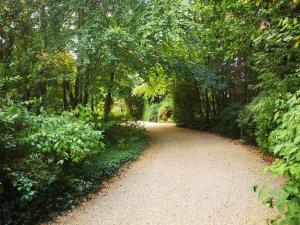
[{"xmin": 52, "ymin": 123, "xmax": 281, "ymax": 225}]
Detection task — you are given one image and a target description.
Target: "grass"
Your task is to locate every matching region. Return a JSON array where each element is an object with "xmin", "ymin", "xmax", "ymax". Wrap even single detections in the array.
[{"xmin": 2, "ymin": 124, "xmax": 149, "ymax": 225}]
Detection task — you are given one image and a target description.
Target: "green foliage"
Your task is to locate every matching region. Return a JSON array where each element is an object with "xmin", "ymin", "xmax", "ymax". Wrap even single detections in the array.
[
  {"xmin": 143, "ymin": 102, "xmax": 161, "ymax": 122},
  {"xmin": 213, "ymin": 102, "xmax": 243, "ymax": 139},
  {"xmin": 248, "ymin": 95, "xmax": 283, "ymax": 151},
  {"xmin": 258, "ymin": 91, "xmax": 300, "ymax": 224},
  {"xmin": 0, "ymin": 102, "xmax": 29, "ymax": 154},
  {"xmin": 76, "ymin": 124, "xmax": 148, "ymax": 183},
  {"xmin": 158, "ymin": 97, "xmax": 173, "ymax": 122},
  {"xmin": 172, "ymin": 72, "xmax": 202, "ymax": 127},
  {"xmin": 28, "ymin": 111, "xmax": 104, "ymax": 164},
  {"xmin": 237, "ymin": 106, "xmax": 257, "ymax": 144},
  {"xmin": 1, "ymin": 0, "xmax": 300, "ymax": 224},
  {"xmin": 245, "ymin": 75, "xmax": 299, "ymax": 151},
  {"xmin": 0, "ymin": 121, "xmax": 148, "ymax": 225},
  {"xmin": 124, "ymin": 94, "xmax": 144, "ymax": 120},
  {"xmin": 143, "ymin": 97, "xmax": 173, "ymax": 122},
  {"xmin": 0, "ymin": 103, "xmax": 33, "ymax": 202},
  {"xmin": 0, "ymin": 102, "xmax": 107, "ymax": 225}
]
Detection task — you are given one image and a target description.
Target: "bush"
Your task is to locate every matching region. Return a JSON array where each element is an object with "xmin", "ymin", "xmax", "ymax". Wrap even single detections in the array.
[
  {"xmin": 71, "ymin": 106, "xmax": 105, "ymax": 131},
  {"xmin": 258, "ymin": 91, "xmax": 300, "ymax": 224},
  {"xmin": 125, "ymin": 95, "xmax": 144, "ymax": 120},
  {"xmin": 0, "ymin": 104, "xmax": 106, "ymax": 225},
  {"xmin": 237, "ymin": 105, "xmax": 257, "ymax": 144},
  {"xmin": 212, "ymin": 102, "xmax": 243, "ymax": 139},
  {"xmin": 249, "ymin": 94, "xmax": 286, "ymax": 151},
  {"xmin": 0, "ymin": 103, "xmax": 32, "ymax": 201},
  {"xmin": 75, "ymin": 124, "xmax": 148, "ymax": 185},
  {"xmin": 28, "ymin": 111, "xmax": 104, "ymax": 164},
  {"xmin": 0, "ymin": 103, "xmax": 148, "ymax": 225},
  {"xmin": 143, "ymin": 102, "xmax": 160, "ymax": 122},
  {"xmin": 157, "ymin": 97, "xmax": 173, "ymax": 122},
  {"xmin": 172, "ymin": 74, "xmax": 201, "ymax": 127}
]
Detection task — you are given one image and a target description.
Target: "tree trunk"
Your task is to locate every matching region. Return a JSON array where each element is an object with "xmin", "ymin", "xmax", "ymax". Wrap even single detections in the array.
[
  {"xmin": 205, "ymin": 88, "xmax": 210, "ymax": 123},
  {"xmin": 64, "ymin": 81, "xmax": 76, "ymax": 109},
  {"xmin": 91, "ymin": 97, "xmax": 94, "ymax": 111},
  {"xmin": 104, "ymin": 72, "xmax": 114, "ymax": 121},
  {"xmin": 74, "ymin": 75, "xmax": 80, "ymax": 107},
  {"xmin": 63, "ymin": 80, "xmax": 68, "ymax": 110},
  {"xmin": 211, "ymin": 92, "xmax": 217, "ymax": 116}
]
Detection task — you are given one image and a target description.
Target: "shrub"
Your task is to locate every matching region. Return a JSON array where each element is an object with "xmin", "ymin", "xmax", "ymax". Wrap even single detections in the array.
[
  {"xmin": 172, "ymin": 75, "xmax": 201, "ymax": 127},
  {"xmin": 0, "ymin": 103, "xmax": 31, "ymax": 200},
  {"xmin": 27, "ymin": 111, "xmax": 105, "ymax": 164},
  {"xmin": 71, "ymin": 106, "xmax": 104, "ymax": 131},
  {"xmin": 249, "ymin": 95, "xmax": 286, "ymax": 151},
  {"xmin": 237, "ymin": 105, "xmax": 257, "ymax": 144},
  {"xmin": 212, "ymin": 102, "xmax": 243, "ymax": 139},
  {"xmin": 259, "ymin": 91, "xmax": 300, "ymax": 224},
  {"xmin": 157, "ymin": 97, "xmax": 173, "ymax": 122},
  {"xmin": 0, "ymin": 121, "xmax": 148, "ymax": 225},
  {"xmin": 143, "ymin": 102, "xmax": 160, "ymax": 122},
  {"xmin": 0, "ymin": 105, "xmax": 106, "ymax": 225},
  {"xmin": 125, "ymin": 95, "xmax": 144, "ymax": 120}
]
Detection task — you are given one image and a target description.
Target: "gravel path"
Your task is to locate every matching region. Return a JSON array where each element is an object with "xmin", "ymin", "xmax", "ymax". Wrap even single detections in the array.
[{"xmin": 52, "ymin": 122, "xmax": 281, "ymax": 225}]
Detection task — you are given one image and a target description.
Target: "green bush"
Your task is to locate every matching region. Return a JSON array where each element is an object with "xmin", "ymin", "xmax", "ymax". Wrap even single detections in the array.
[
  {"xmin": 28, "ymin": 111, "xmax": 104, "ymax": 164},
  {"xmin": 143, "ymin": 97, "xmax": 174, "ymax": 122},
  {"xmin": 247, "ymin": 73, "xmax": 298, "ymax": 151},
  {"xmin": 0, "ymin": 104, "xmax": 106, "ymax": 225},
  {"xmin": 157, "ymin": 97, "xmax": 173, "ymax": 122},
  {"xmin": 71, "ymin": 106, "xmax": 105, "ymax": 131},
  {"xmin": 258, "ymin": 91, "xmax": 300, "ymax": 224},
  {"xmin": 249, "ymin": 94, "xmax": 286, "ymax": 151},
  {"xmin": 212, "ymin": 102, "xmax": 243, "ymax": 139},
  {"xmin": 0, "ymin": 103, "xmax": 148, "ymax": 225},
  {"xmin": 172, "ymin": 74, "xmax": 201, "ymax": 127},
  {"xmin": 75, "ymin": 124, "xmax": 148, "ymax": 185},
  {"xmin": 125, "ymin": 95, "xmax": 144, "ymax": 120},
  {"xmin": 0, "ymin": 103, "xmax": 32, "ymax": 200},
  {"xmin": 143, "ymin": 102, "xmax": 160, "ymax": 122},
  {"xmin": 237, "ymin": 105, "xmax": 257, "ymax": 144}
]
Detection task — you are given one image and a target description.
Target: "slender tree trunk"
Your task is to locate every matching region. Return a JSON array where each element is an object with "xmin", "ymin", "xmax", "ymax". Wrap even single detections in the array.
[
  {"xmin": 74, "ymin": 75, "xmax": 80, "ymax": 107},
  {"xmin": 104, "ymin": 72, "xmax": 114, "ymax": 121},
  {"xmin": 83, "ymin": 90, "xmax": 89, "ymax": 106},
  {"xmin": 205, "ymin": 88, "xmax": 210, "ymax": 123},
  {"xmin": 216, "ymin": 91, "xmax": 221, "ymax": 112},
  {"xmin": 64, "ymin": 81, "xmax": 76, "ymax": 109},
  {"xmin": 198, "ymin": 89, "xmax": 203, "ymax": 118},
  {"xmin": 82, "ymin": 71, "xmax": 89, "ymax": 106},
  {"xmin": 211, "ymin": 92, "xmax": 217, "ymax": 115},
  {"xmin": 91, "ymin": 97, "xmax": 94, "ymax": 111},
  {"xmin": 63, "ymin": 80, "xmax": 68, "ymax": 110}
]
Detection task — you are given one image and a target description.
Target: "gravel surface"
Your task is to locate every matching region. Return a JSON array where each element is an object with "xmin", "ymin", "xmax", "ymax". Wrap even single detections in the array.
[{"xmin": 51, "ymin": 122, "xmax": 282, "ymax": 225}]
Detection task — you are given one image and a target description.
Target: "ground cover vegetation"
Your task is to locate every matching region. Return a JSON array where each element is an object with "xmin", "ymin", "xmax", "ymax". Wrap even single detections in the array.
[{"xmin": 0, "ymin": 0, "xmax": 299, "ymax": 224}]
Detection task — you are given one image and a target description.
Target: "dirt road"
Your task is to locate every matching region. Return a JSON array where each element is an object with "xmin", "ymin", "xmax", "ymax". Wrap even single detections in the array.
[{"xmin": 52, "ymin": 123, "xmax": 280, "ymax": 225}]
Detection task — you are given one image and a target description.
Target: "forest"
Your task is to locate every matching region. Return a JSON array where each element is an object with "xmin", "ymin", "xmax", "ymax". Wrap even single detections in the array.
[{"xmin": 0, "ymin": 0, "xmax": 300, "ymax": 224}]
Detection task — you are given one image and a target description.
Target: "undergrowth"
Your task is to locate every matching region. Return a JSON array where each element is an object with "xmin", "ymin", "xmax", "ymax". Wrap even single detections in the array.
[{"xmin": 1, "ymin": 124, "xmax": 148, "ymax": 225}]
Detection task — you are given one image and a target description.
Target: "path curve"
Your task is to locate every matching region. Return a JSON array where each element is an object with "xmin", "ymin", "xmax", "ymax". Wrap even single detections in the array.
[{"xmin": 52, "ymin": 123, "xmax": 281, "ymax": 225}]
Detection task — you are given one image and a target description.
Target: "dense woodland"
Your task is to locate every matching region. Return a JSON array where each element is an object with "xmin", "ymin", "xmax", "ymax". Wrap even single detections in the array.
[{"xmin": 0, "ymin": 0, "xmax": 300, "ymax": 224}]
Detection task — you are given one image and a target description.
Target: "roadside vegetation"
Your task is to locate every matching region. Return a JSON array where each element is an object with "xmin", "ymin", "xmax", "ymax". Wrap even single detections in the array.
[
  {"xmin": 0, "ymin": 0, "xmax": 299, "ymax": 224},
  {"xmin": 0, "ymin": 107, "xmax": 148, "ymax": 224}
]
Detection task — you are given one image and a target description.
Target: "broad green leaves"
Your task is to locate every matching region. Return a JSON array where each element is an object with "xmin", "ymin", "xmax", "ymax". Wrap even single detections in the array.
[
  {"xmin": 258, "ymin": 91, "xmax": 300, "ymax": 224},
  {"xmin": 28, "ymin": 111, "xmax": 104, "ymax": 163}
]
